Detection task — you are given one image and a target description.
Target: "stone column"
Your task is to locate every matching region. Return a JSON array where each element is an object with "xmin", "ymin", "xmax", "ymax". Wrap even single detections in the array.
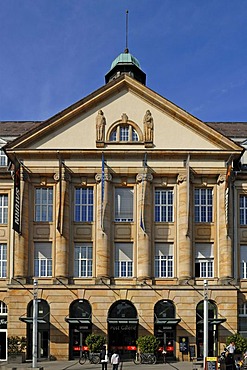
[
  {"xmin": 55, "ymin": 166, "xmax": 70, "ymax": 278},
  {"xmin": 217, "ymin": 174, "xmax": 232, "ymax": 280},
  {"xmin": 136, "ymin": 173, "xmax": 153, "ymax": 280},
  {"xmin": 95, "ymin": 173, "xmax": 112, "ymax": 279},
  {"xmin": 177, "ymin": 173, "xmax": 192, "ymax": 281},
  {"xmin": 14, "ymin": 167, "xmax": 29, "ymax": 279}
]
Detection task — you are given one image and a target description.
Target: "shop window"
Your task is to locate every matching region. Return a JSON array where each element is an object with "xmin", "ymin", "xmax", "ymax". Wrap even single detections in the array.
[
  {"xmin": 115, "ymin": 187, "xmax": 133, "ymax": 222},
  {"xmin": 74, "ymin": 243, "xmax": 93, "ymax": 277},
  {"xmin": 240, "ymin": 195, "xmax": 247, "ymax": 225},
  {"xmin": 155, "ymin": 189, "xmax": 173, "ymax": 222},
  {"xmin": 34, "ymin": 242, "xmax": 52, "ymax": 277},
  {"xmin": 115, "ymin": 243, "xmax": 133, "ymax": 277},
  {"xmin": 155, "ymin": 243, "xmax": 173, "ymax": 278},
  {"xmin": 0, "ymin": 195, "xmax": 8, "ymax": 224},
  {"xmin": 0, "ymin": 244, "xmax": 7, "ymax": 278},
  {"xmin": 74, "ymin": 187, "xmax": 93, "ymax": 222},
  {"xmin": 194, "ymin": 188, "xmax": 213, "ymax": 223},
  {"xmin": 195, "ymin": 243, "xmax": 214, "ymax": 278},
  {"xmin": 35, "ymin": 187, "xmax": 53, "ymax": 222}
]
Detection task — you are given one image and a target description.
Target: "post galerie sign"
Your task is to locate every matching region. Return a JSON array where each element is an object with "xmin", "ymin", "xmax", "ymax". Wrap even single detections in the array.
[{"xmin": 13, "ymin": 161, "xmax": 21, "ymax": 234}]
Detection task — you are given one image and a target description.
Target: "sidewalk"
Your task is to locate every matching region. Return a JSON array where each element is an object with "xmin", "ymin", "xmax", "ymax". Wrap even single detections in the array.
[{"xmin": 0, "ymin": 359, "xmax": 201, "ymax": 370}]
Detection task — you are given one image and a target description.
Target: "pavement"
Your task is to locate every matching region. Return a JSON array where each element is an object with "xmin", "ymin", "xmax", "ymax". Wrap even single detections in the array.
[{"xmin": 0, "ymin": 359, "xmax": 202, "ymax": 370}]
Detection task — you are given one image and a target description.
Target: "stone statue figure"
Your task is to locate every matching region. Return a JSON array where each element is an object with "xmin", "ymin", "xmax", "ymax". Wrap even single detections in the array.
[
  {"xmin": 96, "ymin": 110, "xmax": 106, "ymax": 141},
  {"xmin": 143, "ymin": 110, "xmax": 154, "ymax": 142}
]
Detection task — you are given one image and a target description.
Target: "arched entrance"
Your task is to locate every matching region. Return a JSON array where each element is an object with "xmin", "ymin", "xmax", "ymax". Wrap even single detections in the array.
[
  {"xmin": 154, "ymin": 300, "xmax": 180, "ymax": 360},
  {"xmin": 108, "ymin": 300, "xmax": 138, "ymax": 359},
  {"xmin": 0, "ymin": 301, "xmax": 7, "ymax": 361},
  {"xmin": 196, "ymin": 300, "xmax": 226, "ymax": 358},
  {"xmin": 21, "ymin": 299, "xmax": 50, "ymax": 360},
  {"xmin": 65, "ymin": 299, "xmax": 92, "ymax": 360}
]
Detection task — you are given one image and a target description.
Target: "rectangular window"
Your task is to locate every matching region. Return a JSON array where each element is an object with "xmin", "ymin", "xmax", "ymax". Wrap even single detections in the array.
[
  {"xmin": 115, "ymin": 187, "xmax": 134, "ymax": 222},
  {"xmin": 0, "ymin": 150, "xmax": 7, "ymax": 167},
  {"xmin": 74, "ymin": 187, "xmax": 94, "ymax": 222},
  {"xmin": 34, "ymin": 242, "xmax": 52, "ymax": 277},
  {"xmin": 115, "ymin": 243, "xmax": 133, "ymax": 277},
  {"xmin": 120, "ymin": 126, "xmax": 129, "ymax": 141},
  {"xmin": 0, "ymin": 195, "xmax": 8, "ymax": 224},
  {"xmin": 155, "ymin": 189, "xmax": 173, "ymax": 222},
  {"xmin": 194, "ymin": 188, "xmax": 213, "ymax": 222},
  {"xmin": 155, "ymin": 243, "xmax": 173, "ymax": 278},
  {"xmin": 240, "ymin": 195, "xmax": 247, "ymax": 225},
  {"xmin": 240, "ymin": 246, "xmax": 247, "ymax": 279},
  {"xmin": 35, "ymin": 187, "xmax": 53, "ymax": 222},
  {"xmin": 74, "ymin": 243, "xmax": 93, "ymax": 277},
  {"xmin": 0, "ymin": 244, "xmax": 7, "ymax": 278},
  {"xmin": 195, "ymin": 243, "xmax": 214, "ymax": 278}
]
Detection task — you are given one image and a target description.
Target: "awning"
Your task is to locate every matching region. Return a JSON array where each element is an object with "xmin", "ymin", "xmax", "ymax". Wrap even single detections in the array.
[
  {"xmin": 197, "ymin": 318, "xmax": 226, "ymax": 325},
  {"xmin": 65, "ymin": 318, "xmax": 91, "ymax": 324},
  {"xmin": 19, "ymin": 317, "xmax": 48, "ymax": 324},
  {"xmin": 107, "ymin": 318, "xmax": 138, "ymax": 324},
  {"xmin": 155, "ymin": 318, "xmax": 181, "ymax": 325}
]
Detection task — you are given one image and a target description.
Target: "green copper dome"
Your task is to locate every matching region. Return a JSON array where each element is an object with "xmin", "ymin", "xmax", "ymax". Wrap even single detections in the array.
[{"xmin": 110, "ymin": 52, "xmax": 141, "ymax": 70}]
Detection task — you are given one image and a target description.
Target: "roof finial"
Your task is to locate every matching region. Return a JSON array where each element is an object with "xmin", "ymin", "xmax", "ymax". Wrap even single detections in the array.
[{"xmin": 124, "ymin": 10, "xmax": 129, "ymax": 54}]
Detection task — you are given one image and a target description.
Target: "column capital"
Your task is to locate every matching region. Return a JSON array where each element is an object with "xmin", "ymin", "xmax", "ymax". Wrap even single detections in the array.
[
  {"xmin": 95, "ymin": 173, "xmax": 112, "ymax": 183},
  {"xmin": 217, "ymin": 174, "xmax": 226, "ymax": 185},
  {"xmin": 177, "ymin": 174, "xmax": 186, "ymax": 184},
  {"xmin": 136, "ymin": 173, "xmax": 153, "ymax": 183}
]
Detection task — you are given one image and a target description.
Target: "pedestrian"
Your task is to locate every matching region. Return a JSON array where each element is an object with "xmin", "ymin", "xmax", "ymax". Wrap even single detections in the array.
[
  {"xmin": 226, "ymin": 341, "xmax": 235, "ymax": 368},
  {"xmin": 100, "ymin": 345, "xmax": 108, "ymax": 370},
  {"xmin": 111, "ymin": 350, "xmax": 120, "ymax": 370}
]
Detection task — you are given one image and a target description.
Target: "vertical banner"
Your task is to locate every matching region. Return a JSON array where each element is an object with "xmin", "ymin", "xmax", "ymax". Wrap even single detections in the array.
[
  {"xmin": 101, "ymin": 152, "xmax": 105, "ymax": 231},
  {"xmin": 13, "ymin": 161, "xmax": 21, "ymax": 233}
]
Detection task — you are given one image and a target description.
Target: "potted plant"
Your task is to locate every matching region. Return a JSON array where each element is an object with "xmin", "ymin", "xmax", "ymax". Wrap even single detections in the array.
[
  {"xmin": 136, "ymin": 335, "xmax": 160, "ymax": 354},
  {"xmin": 8, "ymin": 335, "xmax": 27, "ymax": 363},
  {"xmin": 85, "ymin": 334, "xmax": 106, "ymax": 354}
]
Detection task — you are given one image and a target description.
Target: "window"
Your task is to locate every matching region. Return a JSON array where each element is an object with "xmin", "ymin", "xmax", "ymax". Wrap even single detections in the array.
[
  {"xmin": 74, "ymin": 243, "xmax": 93, "ymax": 277},
  {"xmin": 0, "ymin": 301, "xmax": 7, "ymax": 314},
  {"xmin": 240, "ymin": 246, "xmax": 247, "ymax": 279},
  {"xmin": 195, "ymin": 243, "xmax": 214, "ymax": 278},
  {"xmin": 34, "ymin": 242, "xmax": 52, "ymax": 277},
  {"xmin": 115, "ymin": 243, "xmax": 133, "ymax": 277},
  {"xmin": 109, "ymin": 124, "xmax": 139, "ymax": 142},
  {"xmin": 74, "ymin": 187, "xmax": 93, "ymax": 222},
  {"xmin": 155, "ymin": 189, "xmax": 173, "ymax": 222},
  {"xmin": 115, "ymin": 187, "xmax": 134, "ymax": 222},
  {"xmin": 194, "ymin": 188, "xmax": 213, "ymax": 222},
  {"xmin": 155, "ymin": 243, "xmax": 173, "ymax": 278},
  {"xmin": 35, "ymin": 187, "xmax": 53, "ymax": 222},
  {"xmin": 240, "ymin": 195, "xmax": 247, "ymax": 225},
  {"xmin": 0, "ymin": 150, "xmax": 7, "ymax": 167},
  {"xmin": 0, "ymin": 244, "xmax": 7, "ymax": 278},
  {"xmin": 0, "ymin": 195, "xmax": 8, "ymax": 224},
  {"xmin": 239, "ymin": 302, "xmax": 247, "ymax": 336}
]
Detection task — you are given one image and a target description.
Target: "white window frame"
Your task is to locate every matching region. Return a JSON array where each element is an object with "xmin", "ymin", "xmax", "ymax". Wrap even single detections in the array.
[
  {"xmin": 0, "ymin": 149, "xmax": 7, "ymax": 167},
  {"xmin": 74, "ymin": 187, "xmax": 94, "ymax": 222},
  {"xmin": 115, "ymin": 243, "xmax": 133, "ymax": 278},
  {"xmin": 109, "ymin": 124, "xmax": 139, "ymax": 142},
  {"xmin": 0, "ymin": 194, "xmax": 8, "ymax": 224},
  {"xmin": 115, "ymin": 187, "xmax": 134, "ymax": 222},
  {"xmin": 155, "ymin": 243, "xmax": 173, "ymax": 278},
  {"xmin": 195, "ymin": 243, "xmax": 214, "ymax": 278},
  {"xmin": 240, "ymin": 195, "xmax": 247, "ymax": 225},
  {"xmin": 240, "ymin": 245, "xmax": 247, "ymax": 279},
  {"xmin": 74, "ymin": 243, "xmax": 93, "ymax": 277},
  {"xmin": 155, "ymin": 188, "xmax": 173, "ymax": 222},
  {"xmin": 0, "ymin": 244, "xmax": 7, "ymax": 278},
  {"xmin": 34, "ymin": 242, "xmax": 52, "ymax": 277},
  {"xmin": 35, "ymin": 187, "xmax": 53, "ymax": 222},
  {"xmin": 194, "ymin": 188, "xmax": 213, "ymax": 223}
]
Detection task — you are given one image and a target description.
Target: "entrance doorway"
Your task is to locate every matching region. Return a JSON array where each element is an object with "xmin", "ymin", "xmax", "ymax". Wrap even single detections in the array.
[
  {"xmin": 65, "ymin": 299, "xmax": 92, "ymax": 360},
  {"xmin": 0, "ymin": 301, "xmax": 7, "ymax": 361},
  {"xmin": 108, "ymin": 300, "xmax": 138, "ymax": 360}
]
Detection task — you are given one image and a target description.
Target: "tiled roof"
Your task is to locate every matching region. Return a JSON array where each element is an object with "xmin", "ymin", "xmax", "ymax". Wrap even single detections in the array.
[
  {"xmin": 206, "ymin": 122, "xmax": 247, "ymax": 139},
  {"xmin": 0, "ymin": 121, "xmax": 42, "ymax": 138}
]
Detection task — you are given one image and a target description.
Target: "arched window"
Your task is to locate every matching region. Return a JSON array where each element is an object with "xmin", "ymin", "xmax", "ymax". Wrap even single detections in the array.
[
  {"xmin": 69, "ymin": 299, "xmax": 92, "ymax": 319},
  {"xmin": 108, "ymin": 300, "xmax": 137, "ymax": 319},
  {"xmin": 154, "ymin": 300, "xmax": 175, "ymax": 320},
  {"xmin": 109, "ymin": 124, "xmax": 139, "ymax": 142}
]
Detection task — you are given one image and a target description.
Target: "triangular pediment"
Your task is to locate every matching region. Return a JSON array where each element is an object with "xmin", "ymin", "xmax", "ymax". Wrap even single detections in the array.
[{"xmin": 5, "ymin": 75, "xmax": 242, "ymax": 158}]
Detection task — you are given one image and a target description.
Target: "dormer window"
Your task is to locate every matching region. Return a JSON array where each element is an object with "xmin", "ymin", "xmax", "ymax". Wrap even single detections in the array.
[{"xmin": 110, "ymin": 124, "xmax": 139, "ymax": 142}]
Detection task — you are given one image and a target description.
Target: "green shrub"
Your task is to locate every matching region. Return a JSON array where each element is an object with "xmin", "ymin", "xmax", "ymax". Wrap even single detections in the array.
[
  {"xmin": 136, "ymin": 335, "xmax": 160, "ymax": 354},
  {"xmin": 8, "ymin": 336, "xmax": 27, "ymax": 354},
  {"xmin": 226, "ymin": 333, "xmax": 247, "ymax": 354},
  {"xmin": 85, "ymin": 334, "xmax": 106, "ymax": 353}
]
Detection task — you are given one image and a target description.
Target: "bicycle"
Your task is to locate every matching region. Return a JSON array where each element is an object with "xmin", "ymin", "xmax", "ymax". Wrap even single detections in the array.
[
  {"xmin": 133, "ymin": 352, "xmax": 157, "ymax": 365},
  {"xmin": 79, "ymin": 351, "xmax": 100, "ymax": 365}
]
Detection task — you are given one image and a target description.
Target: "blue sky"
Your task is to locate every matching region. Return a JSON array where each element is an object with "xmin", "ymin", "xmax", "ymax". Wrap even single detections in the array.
[{"xmin": 1, "ymin": 0, "xmax": 247, "ymax": 122}]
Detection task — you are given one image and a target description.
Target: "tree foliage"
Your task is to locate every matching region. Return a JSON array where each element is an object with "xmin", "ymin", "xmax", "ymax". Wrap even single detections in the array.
[
  {"xmin": 226, "ymin": 333, "xmax": 247, "ymax": 354},
  {"xmin": 8, "ymin": 336, "xmax": 27, "ymax": 354},
  {"xmin": 136, "ymin": 335, "xmax": 160, "ymax": 354},
  {"xmin": 85, "ymin": 334, "xmax": 106, "ymax": 353}
]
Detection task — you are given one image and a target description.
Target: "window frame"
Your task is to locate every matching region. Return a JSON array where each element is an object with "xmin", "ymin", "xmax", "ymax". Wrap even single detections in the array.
[
  {"xmin": 34, "ymin": 187, "xmax": 53, "ymax": 222},
  {"xmin": 240, "ymin": 194, "xmax": 247, "ymax": 225},
  {"xmin": 0, "ymin": 244, "xmax": 7, "ymax": 278},
  {"xmin": 114, "ymin": 243, "xmax": 133, "ymax": 278},
  {"xmin": 155, "ymin": 188, "xmax": 174, "ymax": 222},
  {"xmin": 154, "ymin": 243, "xmax": 174, "ymax": 278},
  {"xmin": 195, "ymin": 243, "xmax": 214, "ymax": 278},
  {"xmin": 194, "ymin": 188, "xmax": 213, "ymax": 223},
  {"xmin": 114, "ymin": 187, "xmax": 134, "ymax": 222},
  {"xmin": 0, "ymin": 194, "xmax": 8, "ymax": 224},
  {"xmin": 74, "ymin": 243, "xmax": 93, "ymax": 278},
  {"xmin": 74, "ymin": 187, "xmax": 94, "ymax": 222},
  {"xmin": 34, "ymin": 242, "xmax": 52, "ymax": 277}
]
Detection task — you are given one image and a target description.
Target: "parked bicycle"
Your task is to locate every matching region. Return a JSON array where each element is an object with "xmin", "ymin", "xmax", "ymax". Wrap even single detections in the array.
[
  {"xmin": 79, "ymin": 351, "xmax": 100, "ymax": 365},
  {"xmin": 133, "ymin": 352, "xmax": 157, "ymax": 365}
]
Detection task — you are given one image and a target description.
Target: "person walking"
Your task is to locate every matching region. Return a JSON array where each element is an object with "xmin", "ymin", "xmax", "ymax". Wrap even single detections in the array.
[
  {"xmin": 100, "ymin": 345, "xmax": 108, "ymax": 370},
  {"xmin": 111, "ymin": 350, "xmax": 120, "ymax": 370},
  {"xmin": 226, "ymin": 341, "xmax": 235, "ymax": 370}
]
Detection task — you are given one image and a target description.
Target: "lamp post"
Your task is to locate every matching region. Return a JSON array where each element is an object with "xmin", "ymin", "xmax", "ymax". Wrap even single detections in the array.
[
  {"xmin": 203, "ymin": 279, "xmax": 208, "ymax": 366},
  {"xmin": 32, "ymin": 279, "xmax": 38, "ymax": 368}
]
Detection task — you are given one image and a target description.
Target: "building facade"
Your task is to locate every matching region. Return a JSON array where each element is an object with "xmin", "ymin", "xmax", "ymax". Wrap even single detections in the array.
[{"xmin": 0, "ymin": 51, "xmax": 247, "ymax": 361}]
